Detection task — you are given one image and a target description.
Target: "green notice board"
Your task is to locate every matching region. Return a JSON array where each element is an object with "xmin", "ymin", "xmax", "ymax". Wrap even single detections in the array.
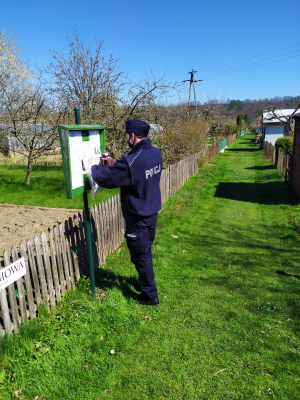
[{"xmin": 58, "ymin": 124, "xmax": 106, "ymax": 199}]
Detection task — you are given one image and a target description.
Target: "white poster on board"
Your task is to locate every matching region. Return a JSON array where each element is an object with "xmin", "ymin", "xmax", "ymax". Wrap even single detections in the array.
[
  {"xmin": 69, "ymin": 131, "xmax": 84, "ymax": 190},
  {"xmin": 69, "ymin": 130, "xmax": 101, "ymax": 190}
]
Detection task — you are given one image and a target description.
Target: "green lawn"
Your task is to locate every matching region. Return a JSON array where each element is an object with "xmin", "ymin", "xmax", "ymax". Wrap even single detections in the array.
[
  {"xmin": 1, "ymin": 131, "xmax": 300, "ymax": 399},
  {"xmin": 0, "ymin": 164, "xmax": 119, "ymax": 209}
]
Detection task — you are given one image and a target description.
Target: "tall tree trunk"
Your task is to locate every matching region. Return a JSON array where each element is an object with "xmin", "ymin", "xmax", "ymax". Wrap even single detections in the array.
[{"xmin": 25, "ymin": 151, "xmax": 33, "ymax": 185}]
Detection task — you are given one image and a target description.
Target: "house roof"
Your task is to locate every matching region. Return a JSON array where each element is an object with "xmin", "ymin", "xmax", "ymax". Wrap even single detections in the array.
[{"xmin": 262, "ymin": 109, "xmax": 295, "ymax": 124}]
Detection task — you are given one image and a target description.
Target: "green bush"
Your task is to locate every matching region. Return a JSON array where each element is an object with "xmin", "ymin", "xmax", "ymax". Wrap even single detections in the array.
[{"xmin": 275, "ymin": 136, "xmax": 293, "ymax": 155}]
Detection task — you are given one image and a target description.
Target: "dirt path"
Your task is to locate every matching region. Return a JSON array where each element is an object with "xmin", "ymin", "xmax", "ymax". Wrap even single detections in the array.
[{"xmin": 0, "ymin": 204, "xmax": 81, "ymax": 262}]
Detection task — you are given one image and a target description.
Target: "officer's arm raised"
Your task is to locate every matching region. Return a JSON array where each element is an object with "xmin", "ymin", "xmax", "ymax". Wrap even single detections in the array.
[{"xmin": 91, "ymin": 158, "xmax": 131, "ymax": 189}]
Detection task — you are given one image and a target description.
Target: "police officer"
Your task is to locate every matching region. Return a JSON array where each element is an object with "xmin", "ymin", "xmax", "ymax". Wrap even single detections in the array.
[{"xmin": 91, "ymin": 120, "xmax": 163, "ymax": 305}]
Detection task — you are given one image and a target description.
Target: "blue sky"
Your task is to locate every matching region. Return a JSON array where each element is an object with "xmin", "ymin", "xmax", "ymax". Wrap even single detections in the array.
[{"xmin": 1, "ymin": 0, "xmax": 299, "ymax": 103}]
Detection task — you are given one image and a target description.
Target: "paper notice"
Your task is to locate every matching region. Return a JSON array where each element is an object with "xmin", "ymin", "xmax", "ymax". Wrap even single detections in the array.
[
  {"xmin": 69, "ymin": 131, "xmax": 84, "ymax": 189},
  {"xmin": 68, "ymin": 129, "xmax": 101, "ymax": 192},
  {"xmin": 89, "ymin": 130, "xmax": 101, "ymax": 155}
]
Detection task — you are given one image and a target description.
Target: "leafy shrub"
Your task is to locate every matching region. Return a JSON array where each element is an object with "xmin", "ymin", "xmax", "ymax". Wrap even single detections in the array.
[
  {"xmin": 275, "ymin": 136, "xmax": 294, "ymax": 155},
  {"xmin": 157, "ymin": 119, "xmax": 207, "ymax": 164}
]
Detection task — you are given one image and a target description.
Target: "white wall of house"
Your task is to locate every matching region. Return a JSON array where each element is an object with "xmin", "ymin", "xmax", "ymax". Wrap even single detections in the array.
[{"xmin": 265, "ymin": 125, "xmax": 284, "ymax": 145}]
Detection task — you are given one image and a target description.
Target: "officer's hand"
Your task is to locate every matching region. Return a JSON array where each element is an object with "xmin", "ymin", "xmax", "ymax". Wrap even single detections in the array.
[{"xmin": 102, "ymin": 157, "xmax": 116, "ymax": 166}]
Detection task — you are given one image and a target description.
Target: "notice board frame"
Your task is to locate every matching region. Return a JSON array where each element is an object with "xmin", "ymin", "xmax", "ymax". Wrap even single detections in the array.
[{"xmin": 58, "ymin": 124, "xmax": 106, "ymax": 199}]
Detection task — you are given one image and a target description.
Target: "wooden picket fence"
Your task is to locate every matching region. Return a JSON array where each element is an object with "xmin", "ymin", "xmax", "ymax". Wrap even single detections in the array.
[
  {"xmin": 206, "ymin": 134, "xmax": 236, "ymax": 161},
  {"xmin": 227, "ymin": 133, "xmax": 237, "ymax": 147},
  {"xmin": 169, "ymin": 154, "xmax": 199, "ymax": 196},
  {"xmin": 0, "ymin": 195, "xmax": 123, "ymax": 336},
  {"xmin": 263, "ymin": 140, "xmax": 290, "ymax": 180},
  {"xmin": 0, "ymin": 139, "xmax": 237, "ymax": 337}
]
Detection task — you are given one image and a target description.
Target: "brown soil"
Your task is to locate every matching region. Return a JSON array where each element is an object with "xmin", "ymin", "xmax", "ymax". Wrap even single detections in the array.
[{"xmin": 0, "ymin": 204, "xmax": 81, "ymax": 263}]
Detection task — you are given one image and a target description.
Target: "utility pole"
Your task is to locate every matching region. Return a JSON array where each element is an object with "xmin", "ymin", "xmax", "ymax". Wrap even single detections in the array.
[{"xmin": 183, "ymin": 70, "xmax": 203, "ymax": 110}]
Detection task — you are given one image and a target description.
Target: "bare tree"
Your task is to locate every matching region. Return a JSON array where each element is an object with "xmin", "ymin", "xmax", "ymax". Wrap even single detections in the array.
[
  {"xmin": 0, "ymin": 85, "xmax": 67, "ymax": 184},
  {"xmin": 0, "ymin": 29, "xmax": 34, "ymax": 124},
  {"xmin": 0, "ymin": 30, "xmax": 67, "ymax": 184},
  {"xmin": 43, "ymin": 28, "xmax": 178, "ymax": 157}
]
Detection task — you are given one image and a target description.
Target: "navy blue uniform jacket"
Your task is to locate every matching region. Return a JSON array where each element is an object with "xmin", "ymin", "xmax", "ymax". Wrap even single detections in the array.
[{"xmin": 91, "ymin": 139, "xmax": 163, "ymax": 221}]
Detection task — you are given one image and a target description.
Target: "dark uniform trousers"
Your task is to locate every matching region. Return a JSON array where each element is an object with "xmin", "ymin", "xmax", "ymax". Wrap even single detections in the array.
[{"xmin": 125, "ymin": 213, "xmax": 158, "ymax": 300}]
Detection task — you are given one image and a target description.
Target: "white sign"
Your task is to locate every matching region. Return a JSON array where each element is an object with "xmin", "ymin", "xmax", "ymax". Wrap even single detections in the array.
[
  {"xmin": 0, "ymin": 257, "xmax": 26, "ymax": 291},
  {"xmin": 68, "ymin": 130, "xmax": 101, "ymax": 190}
]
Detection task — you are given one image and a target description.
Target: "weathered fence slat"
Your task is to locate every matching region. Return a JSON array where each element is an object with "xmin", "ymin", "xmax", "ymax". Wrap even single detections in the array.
[
  {"xmin": 73, "ymin": 214, "xmax": 83, "ymax": 274},
  {"xmin": 48, "ymin": 230, "xmax": 61, "ymax": 302},
  {"xmin": 94, "ymin": 204, "xmax": 101, "ymax": 264},
  {"xmin": 53, "ymin": 226, "xmax": 66, "ymax": 296},
  {"xmin": 11, "ymin": 245, "xmax": 27, "ymax": 322},
  {"xmin": 27, "ymin": 239, "xmax": 42, "ymax": 306},
  {"xmin": 20, "ymin": 241, "xmax": 36, "ymax": 319},
  {"xmin": 112, "ymin": 195, "xmax": 117, "ymax": 252},
  {"xmin": 68, "ymin": 218, "xmax": 80, "ymax": 282},
  {"xmin": 103, "ymin": 201, "xmax": 109, "ymax": 262},
  {"xmin": 118, "ymin": 196, "xmax": 123, "ymax": 248},
  {"xmin": 111, "ymin": 197, "xmax": 115, "ymax": 252},
  {"xmin": 41, "ymin": 232, "xmax": 55, "ymax": 307},
  {"xmin": 101, "ymin": 202, "xmax": 107, "ymax": 261},
  {"xmin": 0, "ymin": 261, "xmax": 12, "ymax": 335},
  {"xmin": 65, "ymin": 238, "xmax": 75, "ymax": 288},
  {"xmin": 59, "ymin": 224, "xmax": 71, "ymax": 291},
  {"xmin": 97, "ymin": 202, "xmax": 104, "ymax": 264},
  {"xmin": 64, "ymin": 221, "xmax": 75, "ymax": 288},
  {"xmin": 34, "ymin": 235, "xmax": 49, "ymax": 309},
  {"xmin": 90, "ymin": 206, "xmax": 99, "ymax": 268},
  {"xmin": 117, "ymin": 194, "xmax": 123, "ymax": 247},
  {"xmin": 77, "ymin": 212, "xmax": 87, "ymax": 275},
  {"xmin": 93, "ymin": 205, "xmax": 102, "ymax": 264},
  {"xmin": 68, "ymin": 217, "xmax": 80, "ymax": 282},
  {"xmin": 110, "ymin": 196, "xmax": 115, "ymax": 253},
  {"xmin": 4, "ymin": 251, "xmax": 20, "ymax": 331},
  {"xmin": 107, "ymin": 198, "xmax": 112, "ymax": 254}
]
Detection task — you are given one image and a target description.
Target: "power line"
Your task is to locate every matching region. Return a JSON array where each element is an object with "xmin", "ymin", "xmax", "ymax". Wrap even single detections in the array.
[
  {"xmin": 202, "ymin": 50, "xmax": 300, "ymax": 79},
  {"xmin": 197, "ymin": 43, "xmax": 300, "ymax": 72},
  {"xmin": 203, "ymin": 54, "xmax": 300, "ymax": 81},
  {"xmin": 166, "ymin": 43, "xmax": 300, "ymax": 82}
]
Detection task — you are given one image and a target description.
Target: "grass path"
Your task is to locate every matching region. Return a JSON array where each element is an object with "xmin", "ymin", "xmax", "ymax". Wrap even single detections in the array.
[{"xmin": 1, "ymin": 130, "xmax": 300, "ymax": 399}]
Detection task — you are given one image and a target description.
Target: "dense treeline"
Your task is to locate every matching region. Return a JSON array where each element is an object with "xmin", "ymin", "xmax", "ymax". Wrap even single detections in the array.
[{"xmin": 197, "ymin": 96, "xmax": 300, "ymax": 124}]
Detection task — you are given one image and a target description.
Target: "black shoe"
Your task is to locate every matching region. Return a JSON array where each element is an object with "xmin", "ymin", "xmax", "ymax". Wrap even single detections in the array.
[
  {"xmin": 133, "ymin": 283, "xmax": 142, "ymax": 292},
  {"xmin": 134, "ymin": 293, "xmax": 159, "ymax": 306}
]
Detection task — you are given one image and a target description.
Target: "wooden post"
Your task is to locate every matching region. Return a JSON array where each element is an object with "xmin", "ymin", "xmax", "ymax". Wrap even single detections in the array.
[{"xmin": 74, "ymin": 107, "xmax": 95, "ymax": 296}]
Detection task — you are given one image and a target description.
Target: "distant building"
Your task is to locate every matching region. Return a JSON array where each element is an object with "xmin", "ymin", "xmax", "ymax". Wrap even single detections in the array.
[
  {"xmin": 148, "ymin": 124, "xmax": 164, "ymax": 140},
  {"xmin": 0, "ymin": 124, "xmax": 58, "ymax": 155},
  {"xmin": 261, "ymin": 109, "xmax": 295, "ymax": 146}
]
